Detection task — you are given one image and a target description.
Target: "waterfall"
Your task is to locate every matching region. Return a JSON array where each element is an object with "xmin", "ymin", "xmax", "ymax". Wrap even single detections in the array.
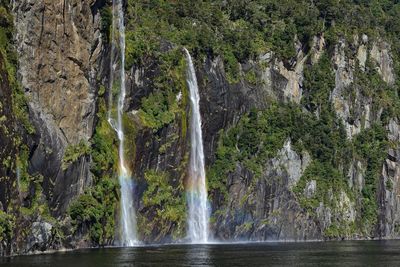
[
  {"xmin": 107, "ymin": 0, "xmax": 116, "ymax": 120},
  {"xmin": 108, "ymin": 0, "xmax": 137, "ymax": 247},
  {"xmin": 184, "ymin": 48, "xmax": 209, "ymax": 243}
]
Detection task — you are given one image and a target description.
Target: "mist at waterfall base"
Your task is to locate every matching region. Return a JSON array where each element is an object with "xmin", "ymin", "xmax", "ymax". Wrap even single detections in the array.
[
  {"xmin": 184, "ymin": 48, "xmax": 210, "ymax": 244},
  {"xmin": 3, "ymin": 240, "xmax": 400, "ymax": 266},
  {"xmin": 108, "ymin": 0, "xmax": 137, "ymax": 246}
]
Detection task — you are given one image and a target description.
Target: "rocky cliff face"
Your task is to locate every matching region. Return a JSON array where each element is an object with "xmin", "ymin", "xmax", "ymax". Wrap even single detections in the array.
[
  {"xmin": 124, "ymin": 32, "xmax": 399, "ymax": 242},
  {"xmin": 379, "ymin": 118, "xmax": 400, "ymax": 238},
  {"xmin": 0, "ymin": 0, "xmax": 107, "ymax": 254},
  {"xmin": 0, "ymin": 52, "xmax": 19, "ymax": 255},
  {"xmin": 1, "ymin": 0, "xmax": 400, "ymax": 256},
  {"xmin": 213, "ymin": 140, "xmax": 318, "ymax": 241},
  {"xmin": 13, "ymin": 0, "xmax": 104, "ymax": 215}
]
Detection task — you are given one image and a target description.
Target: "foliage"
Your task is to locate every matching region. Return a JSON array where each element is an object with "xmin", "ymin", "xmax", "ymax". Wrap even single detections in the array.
[
  {"xmin": 68, "ymin": 94, "xmax": 119, "ymax": 246},
  {"xmin": 138, "ymin": 49, "xmax": 186, "ymax": 131},
  {"xmin": 0, "ymin": 210, "xmax": 14, "ymax": 243},
  {"xmin": 301, "ymin": 53, "xmax": 335, "ymax": 113},
  {"xmin": 209, "ymin": 91, "xmax": 387, "ymax": 238},
  {"xmin": 351, "ymin": 58, "xmax": 400, "ymax": 125},
  {"xmin": 0, "ymin": 3, "xmax": 34, "ymax": 134},
  {"xmin": 69, "ymin": 177, "xmax": 119, "ymax": 245},
  {"xmin": 293, "ymin": 161, "xmax": 351, "ymax": 212},
  {"xmin": 124, "ymin": 0, "xmax": 400, "ymax": 83},
  {"xmin": 19, "ymin": 174, "xmax": 56, "ymax": 225},
  {"xmin": 324, "ymin": 222, "xmax": 357, "ymax": 240},
  {"xmin": 100, "ymin": 5, "xmax": 112, "ymax": 44},
  {"xmin": 16, "ymin": 144, "xmax": 30, "ymax": 193},
  {"xmin": 138, "ymin": 91, "xmax": 177, "ymax": 130},
  {"xmin": 353, "ymin": 124, "xmax": 388, "ymax": 233},
  {"xmin": 244, "ymin": 68, "xmax": 258, "ymax": 85},
  {"xmin": 62, "ymin": 140, "xmax": 91, "ymax": 170},
  {"xmin": 208, "ymin": 96, "xmax": 351, "ymax": 202},
  {"xmin": 91, "ymin": 99, "xmax": 118, "ymax": 178},
  {"xmin": 141, "ymin": 170, "xmax": 186, "ymax": 239},
  {"xmin": 293, "ymin": 125, "xmax": 388, "ymax": 237}
]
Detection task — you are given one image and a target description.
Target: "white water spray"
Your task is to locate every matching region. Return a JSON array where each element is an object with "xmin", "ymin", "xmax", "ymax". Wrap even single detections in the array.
[
  {"xmin": 108, "ymin": 0, "xmax": 137, "ymax": 246},
  {"xmin": 184, "ymin": 48, "xmax": 209, "ymax": 243}
]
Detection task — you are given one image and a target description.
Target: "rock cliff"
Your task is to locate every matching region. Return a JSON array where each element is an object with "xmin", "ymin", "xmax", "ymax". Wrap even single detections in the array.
[
  {"xmin": 0, "ymin": 0, "xmax": 399, "ymax": 255},
  {"xmin": 13, "ymin": 0, "xmax": 103, "ymax": 215}
]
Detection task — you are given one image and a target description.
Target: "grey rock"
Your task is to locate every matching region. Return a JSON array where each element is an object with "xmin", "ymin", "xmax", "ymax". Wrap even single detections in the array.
[
  {"xmin": 26, "ymin": 222, "xmax": 53, "ymax": 252},
  {"xmin": 331, "ymin": 37, "xmax": 378, "ymax": 139},
  {"xmin": 370, "ymin": 41, "xmax": 395, "ymax": 85},
  {"xmin": 310, "ymin": 35, "xmax": 325, "ymax": 65},
  {"xmin": 275, "ymin": 140, "xmax": 311, "ymax": 189},
  {"xmin": 13, "ymin": 0, "xmax": 103, "ymax": 215},
  {"xmin": 316, "ymin": 203, "xmax": 332, "ymax": 230},
  {"xmin": 377, "ymin": 118, "xmax": 400, "ymax": 238},
  {"xmin": 211, "ymin": 140, "xmax": 318, "ymax": 241},
  {"xmin": 304, "ymin": 180, "xmax": 317, "ymax": 198},
  {"xmin": 348, "ymin": 160, "xmax": 365, "ymax": 192}
]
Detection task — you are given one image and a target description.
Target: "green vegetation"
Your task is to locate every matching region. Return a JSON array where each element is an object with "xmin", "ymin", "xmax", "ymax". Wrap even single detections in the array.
[
  {"xmin": 301, "ymin": 53, "xmax": 335, "ymax": 113},
  {"xmin": 16, "ymin": 144, "xmax": 31, "ymax": 193},
  {"xmin": 324, "ymin": 222, "xmax": 357, "ymax": 239},
  {"xmin": 0, "ymin": 210, "xmax": 14, "ymax": 243},
  {"xmin": 209, "ymin": 47, "xmax": 392, "ymax": 237},
  {"xmin": 210, "ymin": 106, "xmax": 294, "ymax": 182},
  {"xmin": 0, "ymin": 3, "xmax": 34, "ymax": 135},
  {"xmin": 140, "ymin": 170, "xmax": 186, "ymax": 239},
  {"xmin": 209, "ymin": 100, "xmax": 388, "ymax": 237},
  {"xmin": 208, "ymin": 101, "xmax": 350, "ymax": 203},
  {"xmin": 353, "ymin": 124, "xmax": 388, "ymax": 234},
  {"xmin": 91, "ymin": 100, "xmax": 118, "ymax": 178},
  {"xmin": 69, "ymin": 178, "xmax": 119, "ymax": 245},
  {"xmin": 138, "ymin": 91, "xmax": 177, "ymax": 130},
  {"xmin": 99, "ymin": 4, "xmax": 112, "ymax": 44},
  {"xmin": 68, "ymin": 96, "xmax": 119, "ymax": 246},
  {"xmin": 244, "ymin": 68, "xmax": 258, "ymax": 85},
  {"xmin": 351, "ymin": 58, "xmax": 400, "ymax": 125},
  {"xmin": 19, "ymin": 174, "xmax": 56, "ymax": 224},
  {"xmin": 294, "ymin": 124, "xmax": 388, "ymax": 238},
  {"xmin": 125, "ymin": 0, "xmax": 400, "ymax": 82},
  {"xmin": 137, "ymin": 49, "xmax": 187, "ymax": 131},
  {"xmin": 62, "ymin": 141, "xmax": 91, "ymax": 170},
  {"xmin": 293, "ymin": 162, "xmax": 350, "ymax": 212}
]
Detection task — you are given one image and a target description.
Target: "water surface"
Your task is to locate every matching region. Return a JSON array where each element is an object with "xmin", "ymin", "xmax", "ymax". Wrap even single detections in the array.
[{"xmin": 2, "ymin": 240, "xmax": 400, "ymax": 266}]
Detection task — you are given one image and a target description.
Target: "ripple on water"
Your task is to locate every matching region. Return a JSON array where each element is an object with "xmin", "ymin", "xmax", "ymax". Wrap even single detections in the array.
[{"xmin": 2, "ymin": 240, "xmax": 400, "ymax": 267}]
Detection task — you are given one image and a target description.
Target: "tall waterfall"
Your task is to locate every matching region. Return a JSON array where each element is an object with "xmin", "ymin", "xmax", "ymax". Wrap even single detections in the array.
[
  {"xmin": 184, "ymin": 48, "xmax": 209, "ymax": 243},
  {"xmin": 108, "ymin": 0, "xmax": 137, "ymax": 246}
]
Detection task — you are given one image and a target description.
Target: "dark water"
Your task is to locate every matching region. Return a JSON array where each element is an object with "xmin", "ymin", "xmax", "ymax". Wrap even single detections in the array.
[{"xmin": 2, "ymin": 240, "xmax": 400, "ymax": 266}]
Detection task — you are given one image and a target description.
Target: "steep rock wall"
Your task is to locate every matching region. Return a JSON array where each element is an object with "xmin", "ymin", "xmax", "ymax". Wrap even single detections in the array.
[
  {"xmin": 1, "ymin": 0, "xmax": 400, "ymax": 255},
  {"xmin": 123, "ymin": 32, "xmax": 400, "ymax": 241},
  {"xmin": 13, "ymin": 0, "xmax": 103, "ymax": 216},
  {"xmin": 0, "ymin": 52, "xmax": 19, "ymax": 255}
]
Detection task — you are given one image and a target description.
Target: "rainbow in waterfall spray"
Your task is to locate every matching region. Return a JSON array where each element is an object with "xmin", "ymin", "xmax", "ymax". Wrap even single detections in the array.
[
  {"xmin": 184, "ymin": 48, "xmax": 209, "ymax": 243},
  {"xmin": 108, "ymin": 0, "xmax": 138, "ymax": 246}
]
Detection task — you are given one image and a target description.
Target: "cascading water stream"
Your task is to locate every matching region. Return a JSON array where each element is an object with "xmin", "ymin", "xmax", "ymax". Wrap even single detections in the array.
[
  {"xmin": 108, "ymin": 0, "xmax": 137, "ymax": 247},
  {"xmin": 107, "ymin": 0, "xmax": 116, "ymax": 120},
  {"xmin": 184, "ymin": 48, "xmax": 209, "ymax": 243}
]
